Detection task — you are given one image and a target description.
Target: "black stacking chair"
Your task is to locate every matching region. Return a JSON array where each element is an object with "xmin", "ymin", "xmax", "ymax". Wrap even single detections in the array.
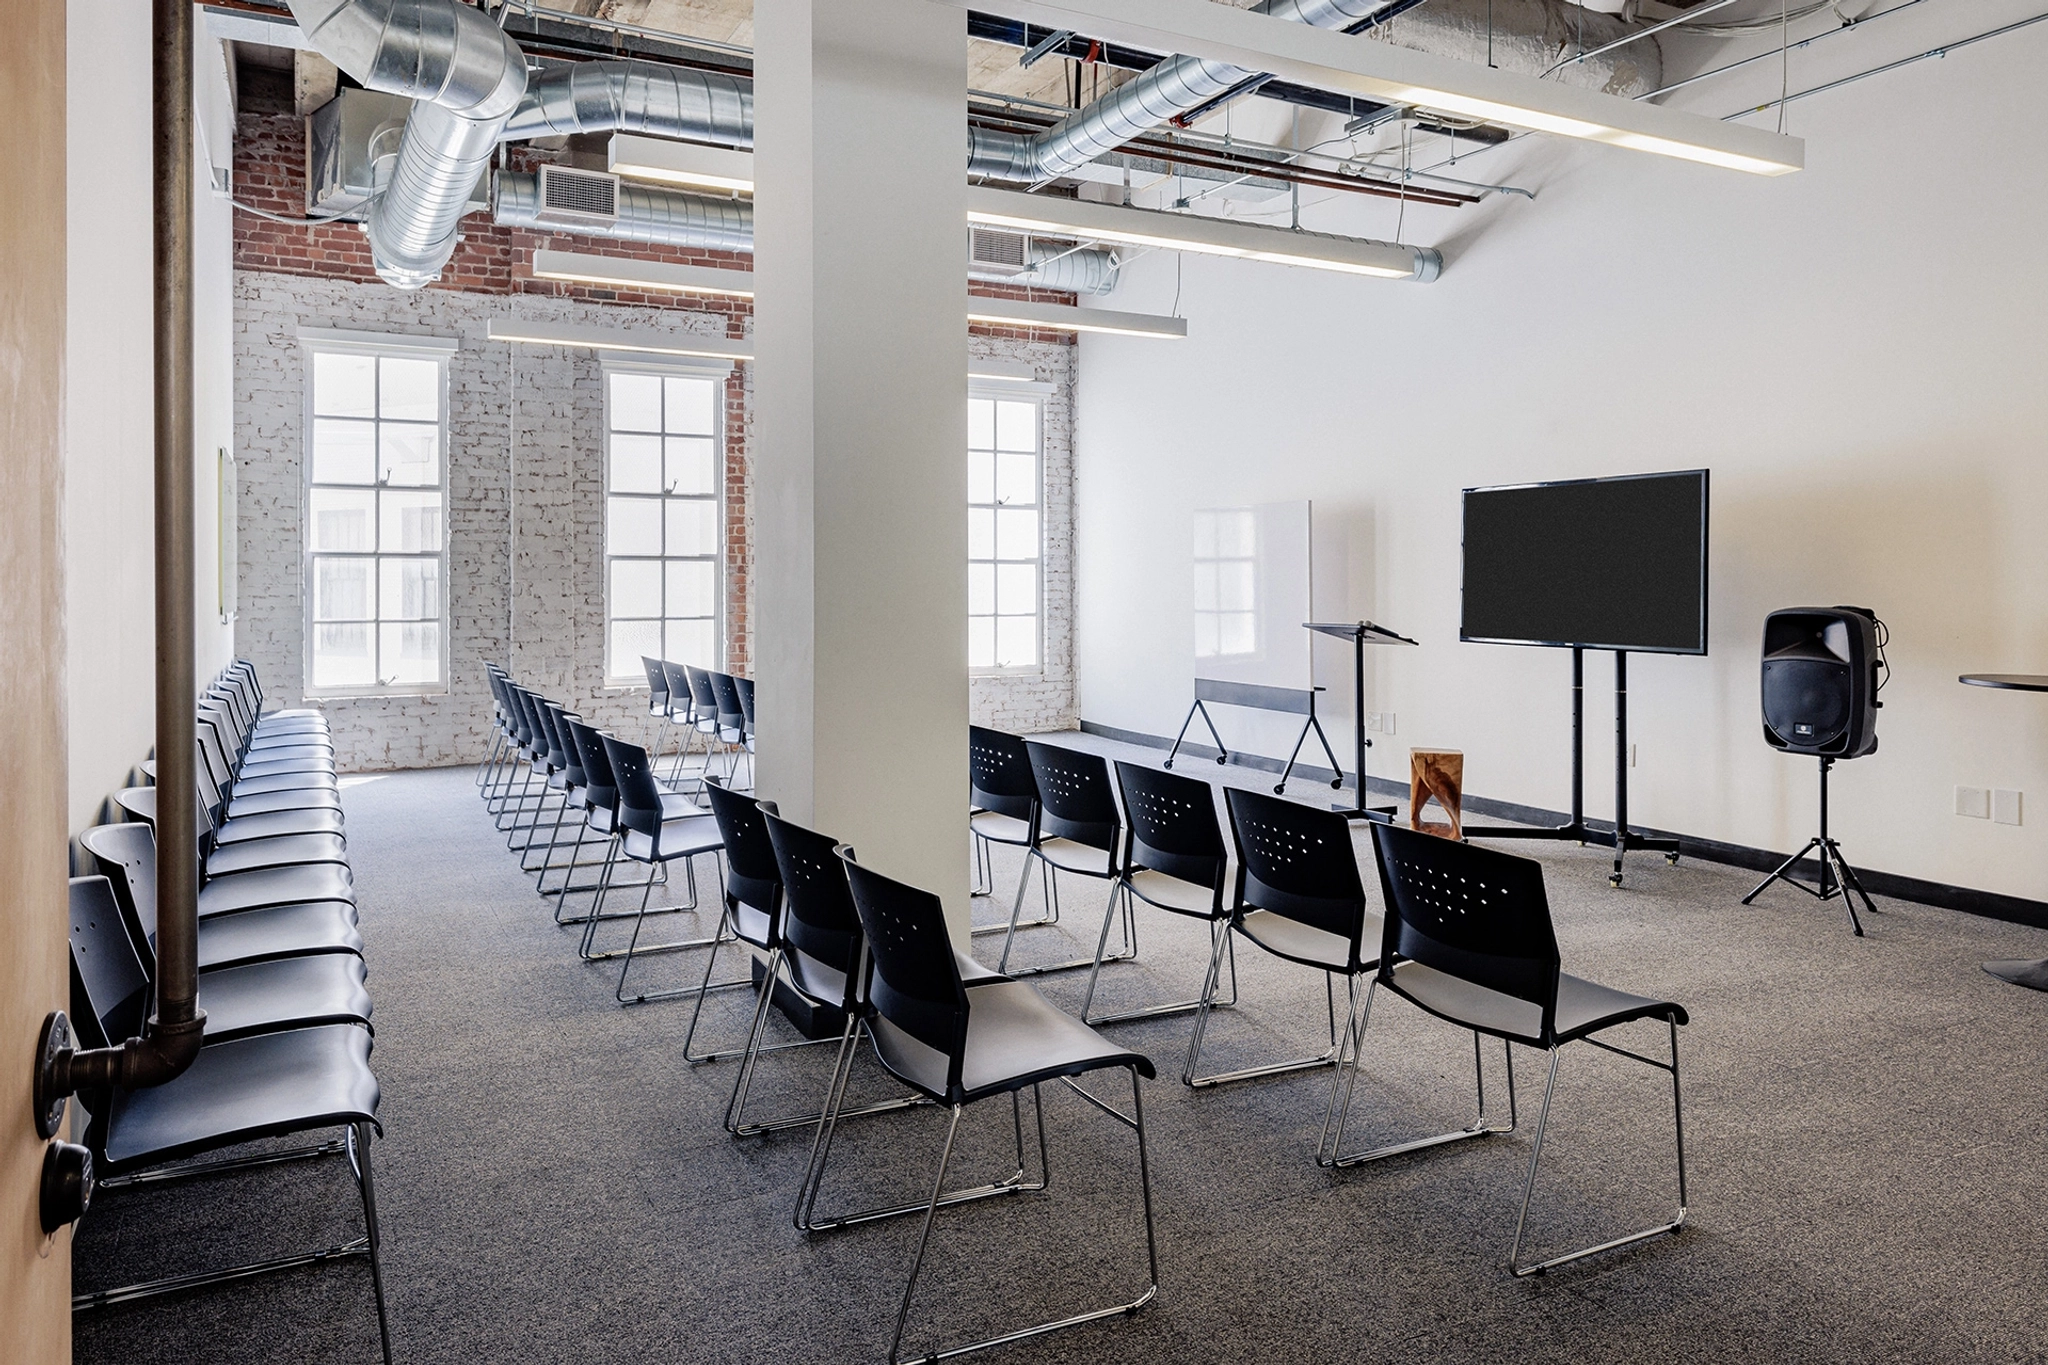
[
  {"xmin": 552, "ymin": 715, "xmax": 659, "ymax": 928},
  {"xmin": 838, "ymin": 853, "xmax": 1159, "ymax": 1364},
  {"xmin": 683, "ymin": 777, "xmax": 800, "ymax": 1063},
  {"xmin": 678, "ymin": 663, "xmax": 722, "ymax": 789},
  {"xmin": 520, "ymin": 698, "xmax": 587, "ymax": 874},
  {"xmin": 66, "ymin": 922, "xmax": 388, "ymax": 1363},
  {"xmin": 640, "ymin": 655, "xmax": 673, "ymax": 754},
  {"xmin": 590, "ymin": 733, "xmax": 726, "ymax": 1004},
  {"xmin": 1081, "ymin": 762, "xmax": 1240, "ymax": 1027},
  {"xmin": 994, "ymin": 741, "xmax": 1134, "ymax": 978},
  {"xmin": 706, "ymin": 670, "xmax": 748, "ymax": 787},
  {"xmin": 80, "ymin": 822, "xmax": 364, "ymax": 971},
  {"xmin": 967, "ymin": 726, "xmax": 1041, "ymax": 917},
  {"xmin": 71, "ymin": 875, "xmax": 369, "ymax": 1046},
  {"xmin": 1184, "ymin": 789, "xmax": 1377, "ymax": 1104},
  {"xmin": 729, "ymin": 807, "xmax": 938, "ymax": 1150},
  {"xmin": 1366, "ymin": 824, "xmax": 1689, "ymax": 1275},
  {"xmin": 198, "ymin": 723, "xmax": 340, "ymax": 813}
]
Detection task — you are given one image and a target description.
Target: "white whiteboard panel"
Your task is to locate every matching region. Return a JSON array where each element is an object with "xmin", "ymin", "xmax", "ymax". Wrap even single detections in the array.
[{"xmin": 1193, "ymin": 500, "xmax": 1313, "ymax": 693}]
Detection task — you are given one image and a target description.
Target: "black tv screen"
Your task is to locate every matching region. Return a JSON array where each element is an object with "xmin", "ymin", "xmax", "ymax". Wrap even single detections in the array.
[{"xmin": 1461, "ymin": 470, "xmax": 1709, "ymax": 654}]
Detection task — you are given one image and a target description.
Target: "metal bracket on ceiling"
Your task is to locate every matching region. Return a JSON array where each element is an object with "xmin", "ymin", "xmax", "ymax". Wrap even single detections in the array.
[{"xmin": 1019, "ymin": 28, "xmax": 1075, "ymax": 68}]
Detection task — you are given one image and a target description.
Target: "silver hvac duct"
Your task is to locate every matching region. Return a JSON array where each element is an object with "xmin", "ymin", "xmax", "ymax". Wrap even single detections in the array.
[
  {"xmin": 502, "ymin": 62, "xmax": 753, "ymax": 145},
  {"xmin": 968, "ymin": 0, "xmax": 1402, "ymax": 183},
  {"xmin": 492, "ymin": 175, "xmax": 1122, "ymax": 295},
  {"xmin": 288, "ymin": 0, "xmax": 527, "ymax": 288}
]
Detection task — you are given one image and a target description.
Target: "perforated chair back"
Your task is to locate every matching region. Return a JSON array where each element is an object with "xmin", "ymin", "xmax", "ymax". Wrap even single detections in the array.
[
  {"xmin": 1115, "ymin": 761, "xmax": 1227, "ymax": 894},
  {"xmin": 703, "ymin": 777, "xmax": 780, "ymax": 945},
  {"xmin": 544, "ymin": 702, "xmax": 586, "ymax": 788},
  {"xmin": 1024, "ymin": 741, "xmax": 1120, "ymax": 855},
  {"xmin": 598, "ymin": 733, "xmax": 666, "ymax": 848},
  {"xmin": 707, "ymin": 671, "xmax": 746, "ymax": 742},
  {"xmin": 79, "ymin": 821, "xmax": 159, "ymax": 958},
  {"xmin": 764, "ymin": 807, "xmax": 863, "ymax": 1009},
  {"xmin": 69, "ymin": 874, "xmax": 153, "ymax": 1050},
  {"xmin": 839, "ymin": 852, "xmax": 969, "ymax": 1095},
  {"xmin": 970, "ymin": 726, "xmax": 1038, "ymax": 824},
  {"xmin": 564, "ymin": 717, "xmax": 617, "ymax": 817},
  {"xmin": 684, "ymin": 665, "xmax": 719, "ymax": 726},
  {"xmin": 641, "ymin": 656, "xmax": 670, "ymax": 716},
  {"xmin": 1225, "ymin": 788, "xmax": 1371, "ymax": 965},
  {"xmin": 734, "ymin": 676, "xmax": 755, "ymax": 743},
  {"xmin": 662, "ymin": 660, "xmax": 696, "ymax": 721},
  {"xmin": 1369, "ymin": 822, "xmax": 1562, "ymax": 1030}
]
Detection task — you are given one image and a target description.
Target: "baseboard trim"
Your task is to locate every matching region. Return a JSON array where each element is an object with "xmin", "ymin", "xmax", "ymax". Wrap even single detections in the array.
[{"xmin": 1077, "ymin": 719, "xmax": 2048, "ymax": 931}]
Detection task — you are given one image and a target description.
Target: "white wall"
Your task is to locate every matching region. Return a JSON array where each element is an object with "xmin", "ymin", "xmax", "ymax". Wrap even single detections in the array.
[
  {"xmin": 1075, "ymin": 4, "xmax": 2048, "ymax": 900},
  {"xmin": 63, "ymin": 15, "xmax": 239, "ymax": 831}
]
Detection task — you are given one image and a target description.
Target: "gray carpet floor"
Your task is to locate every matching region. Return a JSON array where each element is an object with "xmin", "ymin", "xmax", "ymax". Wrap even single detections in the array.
[{"xmin": 71, "ymin": 736, "xmax": 2048, "ymax": 1364}]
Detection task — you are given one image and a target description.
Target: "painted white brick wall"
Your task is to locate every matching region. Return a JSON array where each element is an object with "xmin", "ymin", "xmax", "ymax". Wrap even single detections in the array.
[{"xmin": 236, "ymin": 269, "xmax": 1075, "ymax": 768}]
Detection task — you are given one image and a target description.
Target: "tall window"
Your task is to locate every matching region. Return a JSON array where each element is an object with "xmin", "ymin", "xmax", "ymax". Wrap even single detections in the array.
[
  {"xmin": 305, "ymin": 342, "xmax": 449, "ymax": 693},
  {"xmin": 968, "ymin": 392, "xmax": 1042, "ymax": 672},
  {"xmin": 605, "ymin": 367, "xmax": 722, "ymax": 681},
  {"xmin": 1193, "ymin": 508, "xmax": 1257, "ymax": 659}
]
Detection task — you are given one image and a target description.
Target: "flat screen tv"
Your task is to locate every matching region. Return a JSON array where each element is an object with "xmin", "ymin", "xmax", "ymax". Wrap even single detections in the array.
[{"xmin": 1461, "ymin": 469, "xmax": 1709, "ymax": 655}]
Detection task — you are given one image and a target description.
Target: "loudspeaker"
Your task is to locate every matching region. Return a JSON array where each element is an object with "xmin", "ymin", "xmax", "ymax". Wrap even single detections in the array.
[{"xmin": 1760, "ymin": 606, "xmax": 1884, "ymax": 758}]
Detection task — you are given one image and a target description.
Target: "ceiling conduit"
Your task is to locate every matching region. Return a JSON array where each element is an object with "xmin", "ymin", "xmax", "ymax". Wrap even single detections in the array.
[
  {"xmin": 501, "ymin": 61, "xmax": 754, "ymax": 145},
  {"xmin": 288, "ymin": 0, "xmax": 528, "ymax": 288},
  {"xmin": 491, "ymin": 173, "xmax": 1123, "ymax": 295}
]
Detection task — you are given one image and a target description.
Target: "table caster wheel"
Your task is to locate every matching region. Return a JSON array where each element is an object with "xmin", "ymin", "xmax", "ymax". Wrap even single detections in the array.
[
  {"xmin": 1666, "ymin": 852, "xmax": 1680, "ymax": 865},
  {"xmin": 1274, "ymin": 784, "xmax": 1287, "ymax": 795},
  {"xmin": 1216, "ymin": 755, "xmax": 1228, "ymax": 766},
  {"xmin": 1330, "ymin": 778, "xmax": 1343, "ymax": 790},
  {"xmin": 1609, "ymin": 873, "xmax": 1624, "ymax": 887}
]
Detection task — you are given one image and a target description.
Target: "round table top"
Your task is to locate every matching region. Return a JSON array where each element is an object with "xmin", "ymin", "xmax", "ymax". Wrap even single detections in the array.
[{"xmin": 1960, "ymin": 674, "xmax": 2048, "ymax": 692}]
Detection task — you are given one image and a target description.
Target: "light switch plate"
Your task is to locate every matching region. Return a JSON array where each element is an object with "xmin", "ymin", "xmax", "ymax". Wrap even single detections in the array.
[
  {"xmin": 1956, "ymin": 786, "xmax": 1990, "ymax": 819},
  {"xmin": 1995, "ymin": 789, "xmax": 2023, "ymax": 826}
]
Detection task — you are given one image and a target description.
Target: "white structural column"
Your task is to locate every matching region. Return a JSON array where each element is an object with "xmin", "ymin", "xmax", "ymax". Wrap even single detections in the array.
[{"xmin": 753, "ymin": 0, "xmax": 972, "ymax": 937}]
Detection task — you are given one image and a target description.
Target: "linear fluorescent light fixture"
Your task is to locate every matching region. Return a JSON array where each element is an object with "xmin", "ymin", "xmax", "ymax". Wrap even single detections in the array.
[
  {"xmin": 943, "ymin": 0, "xmax": 1802, "ymax": 176},
  {"xmin": 968, "ymin": 296, "xmax": 1187, "ymax": 338},
  {"xmin": 486, "ymin": 317, "xmax": 752, "ymax": 361},
  {"xmin": 967, "ymin": 186, "xmax": 1437, "ymax": 281},
  {"xmin": 608, "ymin": 133, "xmax": 756, "ymax": 194},
  {"xmin": 529, "ymin": 249, "xmax": 755, "ymax": 298}
]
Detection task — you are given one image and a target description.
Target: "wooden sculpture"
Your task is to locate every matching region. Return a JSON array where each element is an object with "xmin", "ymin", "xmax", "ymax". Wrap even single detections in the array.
[{"xmin": 1409, "ymin": 748, "xmax": 1464, "ymax": 840}]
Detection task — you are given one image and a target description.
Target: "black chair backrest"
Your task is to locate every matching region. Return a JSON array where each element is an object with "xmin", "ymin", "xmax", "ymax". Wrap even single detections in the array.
[
  {"xmin": 703, "ymin": 777, "xmax": 779, "ymax": 923},
  {"xmin": 641, "ymin": 656, "xmax": 670, "ymax": 709},
  {"xmin": 684, "ymin": 665, "xmax": 719, "ymax": 721},
  {"xmin": 78, "ymin": 822, "xmax": 158, "ymax": 962},
  {"xmin": 1024, "ymin": 741, "xmax": 1120, "ymax": 854},
  {"xmin": 734, "ymin": 676, "xmax": 755, "ymax": 739},
  {"xmin": 195, "ymin": 720, "xmax": 239, "ymax": 793},
  {"xmin": 511, "ymin": 687, "xmax": 544, "ymax": 754},
  {"xmin": 838, "ymin": 852, "xmax": 968, "ymax": 1092},
  {"xmin": 1225, "ymin": 788, "xmax": 1370, "ymax": 965},
  {"xmin": 69, "ymin": 874, "xmax": 152, "ymax": 1050},
  {"xmin": 661, "ymin": 660, "xmax": 696, "ymax": 719},
  {"xmin": 969, "ymin": 726, "xmax": 1038, "ymax": 824},
  {"xmin": 763, "ymin": 806, "xmax": 863, "ymax": 1007},
  {"xmin": 545, "ymin": 702, "xmax": 586, "ymax": 787},
  {"xmin": 598, "ymin": 733, "xmax": 665, "ymax": 845},
  {"xmin": 707, "ymin": 671, "xmax": 745, "ymax": 739},
  {"xmin": 1369, "ymin": 823, "xmax": 1562, "ymax": 1028},
  {"xmin": 564, "ymin": 716, "xmax": 617, "ymax": 814},
  {"xmin": 1115, "ymin": 761, "xmax": 1227, "ymax": 893}
]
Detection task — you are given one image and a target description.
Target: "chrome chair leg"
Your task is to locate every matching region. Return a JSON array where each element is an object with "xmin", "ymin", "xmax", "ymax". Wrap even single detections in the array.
[
  {"xmin": 722, "ymin": 955, "xmax": 908, "ymax": 1135},
  {"xmin": 1084, "ymin": 896, "xmax": 1237, "ymax": 1027},
  {"xmin": 583, "ymin": 852, "xmax": 720, "ymax": 963},
  {"xmin": 998, "ymin": 860, "xmax": 1135, "ymax": 979},
  {"xmin": 887, "ymin": 1069, "xmax": 1158, "ymax": 1364},
  {"xmin": 684, "ymin": 937, "xmax": 823, "ymax": 1063},
  {"xmin": 1184, "ymin": 942, "xmax": 1340, "ymax": 1089},
  {"xmin": 349, "ymin": 1122, "xmax": 394, "ymax": 1365},
  {"xmin": 1507, "ymin": 1018, "xmax": 1688, "ymax": 1276},
  {"xmin": 1315, "ymin": 985, "xmax": 1517, "ymax": 1169},
  {"xmin": 973, "ymin": 844, "xmax": 1058, "ymax": 938}
]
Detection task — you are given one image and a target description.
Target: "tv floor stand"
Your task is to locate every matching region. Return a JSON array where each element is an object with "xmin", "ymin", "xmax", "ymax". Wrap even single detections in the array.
[{"xmin": 1463, "ymin": 647, "xmax": 1681, "ymax": 887}]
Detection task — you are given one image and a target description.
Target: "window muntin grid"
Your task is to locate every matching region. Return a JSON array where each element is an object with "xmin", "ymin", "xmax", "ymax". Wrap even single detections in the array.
[
  {"xmin": 606, "ymin": 369, "xmax": 723, "ymax": 682},
  {"xmin": 968, "ymin": 394, "xmax": 1042, "ymax": 673}
]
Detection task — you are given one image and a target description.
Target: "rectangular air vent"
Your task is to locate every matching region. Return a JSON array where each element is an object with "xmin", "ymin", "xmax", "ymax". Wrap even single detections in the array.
[
  {"xmin": 534, "ymin": 165, "xmax": 620, "ymax": 227},
  {"xmin": 969, "ymin": 227, "xmax": 1031, "ymax": 275}
]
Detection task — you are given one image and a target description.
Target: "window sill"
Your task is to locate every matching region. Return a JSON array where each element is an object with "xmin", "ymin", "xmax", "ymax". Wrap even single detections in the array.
[
  {"xmin": 304, "ymin": 688, "xmax": 450, "ymax": 702},
  {"xmin": 972, "ymin": 669, "xmax": 1047, "ymax": 681}
]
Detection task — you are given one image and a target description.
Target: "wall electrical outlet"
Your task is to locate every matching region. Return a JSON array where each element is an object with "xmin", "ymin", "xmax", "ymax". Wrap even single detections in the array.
[
  {"xmin": 1628, "ymin": 743, "xmax": 1637, "ymax": 768},
  {"xmin": 1995, "ymin": 789, "xmax": 2023, "ymax": 826},
  {"xmin": 1956, "ymin": 786, "xmax": 1991, "ymax": 819},
  {"xmin": 1381, "ymin": 712, "xmax": 1395, "ymax": 735},
  {"xmin": 1365, "ymin": 713, "xmax": 1382, "ymax": 733}
]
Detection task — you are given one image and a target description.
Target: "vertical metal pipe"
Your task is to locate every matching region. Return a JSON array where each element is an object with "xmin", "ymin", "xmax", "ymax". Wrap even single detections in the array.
[
  {"xmin": 1614, "ymin": 651, "xmax": 1628, "ymax": 870},
  {"xmin": 152, "ymin": 0, "xmax": 201, "ymax": 1031},
  {"xmin": 1569, "ymin": 646, "xmax": 1584, "ymax": 828}
]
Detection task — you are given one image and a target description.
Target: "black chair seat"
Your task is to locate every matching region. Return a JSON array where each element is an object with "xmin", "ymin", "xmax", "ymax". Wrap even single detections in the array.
[
  {"xmin": 1036, "ymin": 835, "xmax": 1115, "ymax": 877},
  {"xmin": 245, "ymin": 732, "xmax": 334, "ymax": 754},
  {"xmin": 1387, "ymin": 960, "xmax": 1688, "ymax": 1045},
  {"xmin": 206, "ymin": 832, "xmax": 350, "ymax": 878},
  {"xmin": 226, "ymin": 769, "xmax": 340, "ymax": 796},
  {"xmin": 213, "ymin": 806, "xmax": 346, "ymax": 844},
  {"xmin": 970, "ymin": 810, "xmax": 1032, "ymax": 845},
  {"xmin": 872, "ymin": 979, "xmax": 1156, "ymax": 1106},
  {"xmin": 237, "ymin": 754, "xmax": 337, "ymax": 778},
  {"xmin": 196, "ymin": 901, "xmax": 363, "ymax": 970},
  {"xmin": 1126, "ymin": 868, "xmax": 1223, "ymax": 918},
  {"xmin": 619, "ymin": 813, "xmax": 721, "ymax": 863},
  {"xmin": 227, "ymin": 788, "xmax": 342, "ymax": 819},
  {"xmin": 100, "ymin": 1024, "xmax": 379, "ymax": 1175},
  {"xmin": 200, "ymin": 864, "xmax": 355, "ymax": 918},
  {"xmin": 199, "ymin": 956, "xmax": 372, "ymax": 1044},
  {"xmin": 1236, "ymin": 908, "xmax": 1376, "ymax": 973}
]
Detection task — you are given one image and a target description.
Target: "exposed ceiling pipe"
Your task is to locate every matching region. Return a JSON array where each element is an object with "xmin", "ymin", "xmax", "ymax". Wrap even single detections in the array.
[
  {"xmin": 491, "ymin": 173, "xmax": 1121, "ymax": 295},
  {"xmin": 288, "ymin": 0, "xmax": 528, "ymax": 288},
  {"xmin": 966, "ymin": 0, "xmax": 1407, "ymax": 182},
  {"xmin": 502, "ymin": 61, "xmax": 753, "ymax": 145}
]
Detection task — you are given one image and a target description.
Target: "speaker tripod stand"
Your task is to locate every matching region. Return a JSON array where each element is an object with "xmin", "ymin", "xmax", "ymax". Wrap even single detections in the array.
[{"xmin": 1742, "ymin": 756, "xmax": 1875, "ymax": 936}]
